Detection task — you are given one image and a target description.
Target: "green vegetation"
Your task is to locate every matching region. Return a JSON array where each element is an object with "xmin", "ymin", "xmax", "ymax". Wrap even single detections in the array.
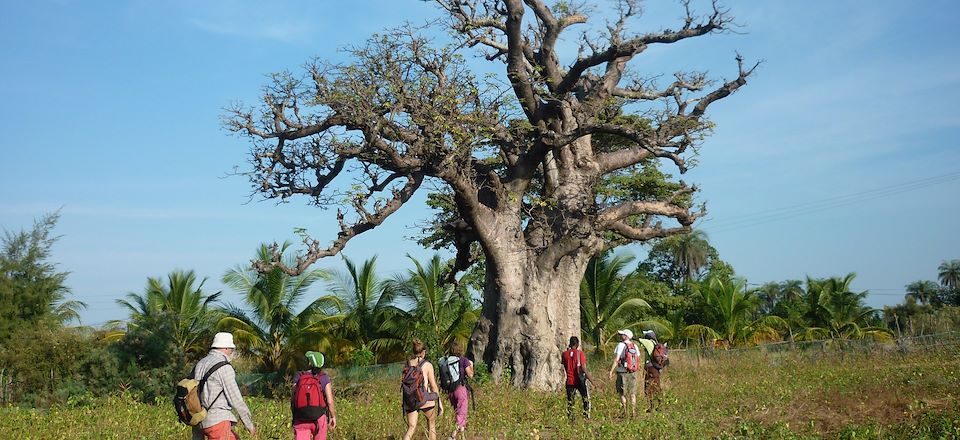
[
  {"xmin": 1, "ymin": 341, "xmax": 957, "ymax": 439},
  {"xmin": 579, "ymin": 252, "xmax": 651, "ymax": 355},
  {"xmin": 683, "ymin": 278, "xmax": 786, "ymax": 348},
  {"xmin": 0, "ymin": 212, "xmax": 84, "ymax": 340},
  {"xmin": 218, "ymin": 242, "xmax": 339, "ymax": 390},
  {"xmin": 387, "ymin": 254, "xmax": 479, "ymax": 361},
  {"xmin": 2, "ymin": 212, "xmax": 959, "ymax": 438}
]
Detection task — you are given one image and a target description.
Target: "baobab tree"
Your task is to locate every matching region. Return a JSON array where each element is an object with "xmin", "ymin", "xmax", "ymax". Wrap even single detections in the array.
[{"xmin": 225, "ymin": 0, "xmax": 756, "ymax": 390}]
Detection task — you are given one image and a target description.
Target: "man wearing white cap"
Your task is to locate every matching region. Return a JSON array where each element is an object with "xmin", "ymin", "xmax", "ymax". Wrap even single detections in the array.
[
  {"xmin": 191, "ymin": 332, "xmax": 256, "ymax": 440},
  {"xmin": 607, "ymin": 329, "xmax": 640, "ymax": 417}
]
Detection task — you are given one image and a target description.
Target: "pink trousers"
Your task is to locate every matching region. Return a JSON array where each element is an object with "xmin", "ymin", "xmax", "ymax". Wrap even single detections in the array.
[
  {"xmin": 448, "ymin": 385, "xmax": 469, "ymax": 428},
  {"xmin": 293, "ymin": 415, "xmax": 330, "ymax": 440}
]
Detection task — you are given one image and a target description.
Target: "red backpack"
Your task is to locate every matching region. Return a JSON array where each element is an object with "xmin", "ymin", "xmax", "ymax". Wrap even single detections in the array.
[
  {"xmin": 621, "ymin": 342, "xmax": 641, "ymax": 372},
  {"xmin": 291, "ymin": 371, "xmax": 328, "ymax": 421}
]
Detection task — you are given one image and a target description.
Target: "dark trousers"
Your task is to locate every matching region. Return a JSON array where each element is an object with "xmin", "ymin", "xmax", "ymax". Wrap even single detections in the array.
[{"xmin": 565, "ymin": 382, "xmax": 590, "ymax": 419}]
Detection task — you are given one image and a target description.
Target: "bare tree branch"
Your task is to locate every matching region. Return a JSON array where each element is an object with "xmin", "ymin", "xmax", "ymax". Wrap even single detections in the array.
[
  {"xmin": 252, "ymin": 172, "xmax": 425, "ymax": 275},
  {"xmin": 597, "ymin": 183, "xmax": 699, "ymax": 226},
  {"xmin": 557, "ymin": 0, "xmax": 732, "ymax": 95},
  {"xmin": 691, "ymin": 53, "xmax": 760, "ymax": 117}
]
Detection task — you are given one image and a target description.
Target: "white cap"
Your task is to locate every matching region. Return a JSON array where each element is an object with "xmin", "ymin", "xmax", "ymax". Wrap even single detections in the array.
[
  {"xmin": 211, "ymin": 332, "xmax": 236, "ymax": 349},
  {"xmin": 617, "ymin": 329, "xmax": 633, "ymax": 339}
]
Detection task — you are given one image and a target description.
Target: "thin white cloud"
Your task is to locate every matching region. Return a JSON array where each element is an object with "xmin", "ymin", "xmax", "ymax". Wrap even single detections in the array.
[
  {"xmin": 0, "ymin": 202, "xmax": 319, "ymax": 223},
  {"xmin": 188, "ymin": 17, "xmax": 312, "ymax": 43},
  {"xmin": 176, "ymin": 0, "xmax": 316, "ymax": 43}
]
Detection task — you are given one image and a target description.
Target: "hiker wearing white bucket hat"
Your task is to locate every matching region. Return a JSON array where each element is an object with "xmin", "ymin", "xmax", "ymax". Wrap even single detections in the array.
[
  {"xmin": 210, "ymin": 332, "xmax": 236, "ymax": 349},
  {"xmin": 190, "ymin": 332, "xmax": 256, "ymax": 440}
]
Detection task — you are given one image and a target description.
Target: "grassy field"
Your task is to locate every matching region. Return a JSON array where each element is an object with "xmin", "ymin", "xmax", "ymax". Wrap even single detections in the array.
[{"xmin": 2, "ymin": 343, "xmax": 958, "ymax": 439}]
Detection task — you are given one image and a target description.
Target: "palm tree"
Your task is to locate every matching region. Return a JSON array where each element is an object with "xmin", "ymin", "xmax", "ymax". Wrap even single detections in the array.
[
  {"xmin": 755, "ymin": 282, "xmax": 781, "ymax": 316},
  {"xmin": 218, "ymin": 243, "xmax": 341, "ymax": 377},
  {"xmin": 756, "ymin": 279, "xmax": 806, "ymax": 317},
  {"xmin": 112, "ymin": 270, "xmax": 222, "ymax": 355},
  {"xmin": 939, "ymin": 260, "xmax": 960, "ymax": 290},
  {"xmin": 580, "ymin": 252, "xmax": 651, "ymax": 354},
  {"xmin": 670, "ymin": 230, "xmax": 712, "ymax": 282},
  {"xmin": 682, "ymin": 277, "xmax": 786, "ymax": 347},
  {"xmin": 385, "ymin": 255, "xmax": 478, "ymax": 358},
  {"xmin": 905, "ymin": 280, "xmax": 940, "ymax": 305},
  {"xmin": 328, "ymin": 255, "xmax": 405, "ymax": 363},
  {"xmin": 798, "ymin": 274, "xmax": 891, "ymax": 341},
  {"xmin": 50, "ymin": 298, "xmax": 87, "ymax": 325}
]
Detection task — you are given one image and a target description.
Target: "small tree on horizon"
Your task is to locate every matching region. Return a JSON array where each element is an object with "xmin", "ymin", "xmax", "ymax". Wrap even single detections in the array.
[{"xmin": 0, "ymin": 212, "xmax": 85, "ymax": 341}]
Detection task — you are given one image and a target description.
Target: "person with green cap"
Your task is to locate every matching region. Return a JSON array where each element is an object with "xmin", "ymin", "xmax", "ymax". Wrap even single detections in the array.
[{"xmin": 291, "ymin": 351, "xmax": 337, "ymax": 440}]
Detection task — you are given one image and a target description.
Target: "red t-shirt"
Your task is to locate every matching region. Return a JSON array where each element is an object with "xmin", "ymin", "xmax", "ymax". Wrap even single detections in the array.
[{"xmin": 561, "ymin": 348, "xmax": 587, "ymax": 386}]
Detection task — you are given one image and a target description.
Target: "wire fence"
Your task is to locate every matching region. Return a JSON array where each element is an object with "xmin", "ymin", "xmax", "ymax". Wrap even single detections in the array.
[
  {"xmin": 667, "ymin": 331, "xmax": 960, "ymax": 368},
  {"xmin": 323, "ymin": 332, "xmax": 960, "ymax": 385},
  {"xmin": 5, "ymin": 333, "xmax": 956, "ymax": 405}
]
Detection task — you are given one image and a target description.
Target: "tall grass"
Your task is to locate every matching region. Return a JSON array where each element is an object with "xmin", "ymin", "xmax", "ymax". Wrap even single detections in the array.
[{"xmin": 2, "ymin": 342, "xmax": 958, "ymax": 439}]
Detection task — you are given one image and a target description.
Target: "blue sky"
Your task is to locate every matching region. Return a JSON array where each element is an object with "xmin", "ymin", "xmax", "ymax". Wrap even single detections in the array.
[{"xmin": 1, "ymin": 1, "xmax": 957, "ymax": 327}]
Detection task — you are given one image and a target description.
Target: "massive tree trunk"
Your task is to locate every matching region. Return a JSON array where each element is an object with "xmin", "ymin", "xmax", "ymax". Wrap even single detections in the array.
[{"xmin": 468, "ymin": 227, "xmax": 590, "ymax": 390}]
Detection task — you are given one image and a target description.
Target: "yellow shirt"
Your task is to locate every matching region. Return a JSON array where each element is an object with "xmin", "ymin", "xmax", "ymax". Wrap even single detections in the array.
[{"xmin": 636, "ymin": 338, "xmax": 655, "ymax": 363}]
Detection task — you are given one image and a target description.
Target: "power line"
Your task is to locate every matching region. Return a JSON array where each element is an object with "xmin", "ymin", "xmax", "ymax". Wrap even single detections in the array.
[{"xmin": 701, "ymin": 170, "xmax": 960, "ymax": 233}]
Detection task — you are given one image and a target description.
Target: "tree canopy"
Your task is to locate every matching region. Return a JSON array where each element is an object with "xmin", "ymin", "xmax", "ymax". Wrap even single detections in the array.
[{"xmin": 225, "ymin": 0, "xmax": 756, "ymax": 389}]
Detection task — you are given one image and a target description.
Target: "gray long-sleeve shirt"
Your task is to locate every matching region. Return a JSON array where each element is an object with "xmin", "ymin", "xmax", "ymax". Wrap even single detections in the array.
[{"xmin": 191, "ymin": 350, "xmax": 254, "ymax": 432}]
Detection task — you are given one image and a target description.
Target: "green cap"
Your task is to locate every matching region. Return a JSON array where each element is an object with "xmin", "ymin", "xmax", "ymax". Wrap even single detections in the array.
[{"xmin": 306, "ymin": 351, "xmax": 325, "ymax": 368}]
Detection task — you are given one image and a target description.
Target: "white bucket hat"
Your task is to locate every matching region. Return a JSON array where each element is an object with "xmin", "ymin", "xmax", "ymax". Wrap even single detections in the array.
[
  {"xmin": 211, "ymin": 332, "xmax": 236, "ymax": 349},
  {"xmin": 616, "ymin": 329, "xmax": 634, "ymax": 339}
]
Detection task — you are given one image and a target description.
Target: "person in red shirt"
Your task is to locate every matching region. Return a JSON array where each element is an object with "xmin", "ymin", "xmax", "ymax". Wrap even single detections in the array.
[{"xmin": 561, "ymin": 336, "xmax": 592, "ymax": 420}]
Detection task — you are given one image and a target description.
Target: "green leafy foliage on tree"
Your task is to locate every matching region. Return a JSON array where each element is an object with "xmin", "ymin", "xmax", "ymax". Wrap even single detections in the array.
[
  {"xmin": 636, "ymin": 230, "xmax": 731, "ymax": 289},
  {"xmin": 0, "ymin": 212, "xmax": 85, "ymax": 341},
  {"xmin": 328, "ymin": 256, "xmax": 406, "ymax": 363},
  {"xmin": 218, "ymin": 243, "xmax": 341, "ymax": 394},
  {"xmin": 797, "ymin": 274, "xmax": 891, "ymax": 342},
  {"xmin": 110, "ymin": 270, "xmax": 222, "ymax": 357},
  {"xmin": 682, "ymin": 278, "xmax": 787, "ymax": 347},
  {"xmin": 0, "ymin": 326, "xmax": 121, "ymax": 407},
  {"xmin": 579, "ymin": 252, "xmax": 652, "ymax": 354},
  {"xmin": 385, "ymin": 254, "xmax": 479, "ymax": 361}
]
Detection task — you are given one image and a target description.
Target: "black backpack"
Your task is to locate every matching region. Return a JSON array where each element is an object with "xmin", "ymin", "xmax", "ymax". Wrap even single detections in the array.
[{"xmin": 437, "ymin": 356, "xmax": 464, "ymax": 392}]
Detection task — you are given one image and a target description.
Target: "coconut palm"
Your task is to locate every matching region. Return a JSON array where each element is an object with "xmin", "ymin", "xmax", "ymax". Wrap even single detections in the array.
[
  {"xmin": 50, "ymin": 298, "xmax": 87, "ymax": 325},
  {"xmin": 682, "ymin": 277, "xmax": 786, "ymax": 347},
  {"xmin": 112, "ymin": 270, "xmax": 222, "ymax": 355},
  {"xmin": 385, "ymin": 254, "xmax": 478, "ymax": 358},
  {"xmin": 755, "ymin": 282, "xmax": 781, "ymax": 316},
  {"xmin": 580, "ymin": 252, "xmax": 652, "ymax": 354},
  {"xmin": 939, "ymin": 260, "xmax": 960, "ymax": 290},
  {"xmin": 905, "ymin": 280, "xmax": 940, "ymax": 306},
  {"xmin": 756, "ymin": 280, "xmax": 804, "ymax": 316},
  {"xmin": 328, "ymin": 255, "xmax": 405, "ymax": 362},
  {"xmin": 797, "ymin": 274, "xmax": 891, "ymax": 341},
  {"xmin": 218, "ymin": 243, "xmax": 341, "ymax": 377}
]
